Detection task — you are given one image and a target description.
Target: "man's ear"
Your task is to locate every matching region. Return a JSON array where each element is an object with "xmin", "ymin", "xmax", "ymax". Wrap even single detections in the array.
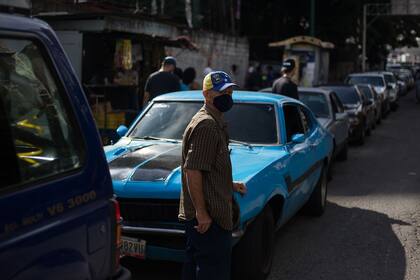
[{"xmin": 203, "ymin": 90, "xmax": 212, "ymax": 102}]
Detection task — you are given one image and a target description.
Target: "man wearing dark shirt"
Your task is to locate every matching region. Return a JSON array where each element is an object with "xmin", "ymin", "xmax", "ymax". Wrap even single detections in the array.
[
  {"xmin": 143, "ymin": 56, "xmax": 180, "ymax": 106},
  {"xmin": 272, "ymin": 58, "xmax": 299, "ymax": 100}
]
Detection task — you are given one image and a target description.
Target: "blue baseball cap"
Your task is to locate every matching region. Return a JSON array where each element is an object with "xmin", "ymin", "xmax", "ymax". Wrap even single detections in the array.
[{"xmin": 203, "ymin": 71, "xmax": 237, "ymax": 92}]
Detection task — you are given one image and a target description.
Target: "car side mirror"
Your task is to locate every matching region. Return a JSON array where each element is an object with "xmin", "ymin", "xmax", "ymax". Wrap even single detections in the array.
[
  {"xmin": 116, "ymin": 125, "xmax": 128, "ymax": 137},
  {"xmin": 291, "ymin": 133, "xmax": 305, "ymax": 144}
]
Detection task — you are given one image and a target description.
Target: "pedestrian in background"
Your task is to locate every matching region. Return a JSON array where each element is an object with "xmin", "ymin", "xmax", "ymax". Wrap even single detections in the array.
[
  {"xmin": 143, "ymin": 56, "xmax": 180, "ymax": 106},
  {"xmin": 272, "ymin": 58, "xmax": 299, "ymax": 100},
  {"xmin": 174, "ymin": 67, "xmax": 189, "ymax": 91},
  {"xmin": 179, "ymin": 71, "xmax": 247, "ymax": 280},
  {"xmin": 183, "ymin": 67, "xmax": 201, "ymax": 90}
]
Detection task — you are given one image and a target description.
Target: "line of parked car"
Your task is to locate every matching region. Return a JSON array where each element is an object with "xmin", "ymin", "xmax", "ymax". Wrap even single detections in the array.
[
  {"xmin": 105, "ymin": 68, "xmax": 414, "ymax": 280},
  {"xmin": 4, "ymin": 12, "xmax": 418, "ymax": 280}
]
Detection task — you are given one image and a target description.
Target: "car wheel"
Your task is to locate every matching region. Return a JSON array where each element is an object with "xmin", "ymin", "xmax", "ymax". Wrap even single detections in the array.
[
  {"xmin": 303, "ymin": 166, "xmax": 328, "ymax": 216},
  {"xmin": 366, "ymin": 124, "xmax": 371, "ymax": 136},
  {"xmin": 357, "ymin": 127, "xmax": 365, "ymax": 145},
  {"xmin": 377, "ymin": 116, "xmax": 382, "ymax": 125},
  {"xmin": 232, "ymin": 206, "xmax": 275, "ymax": 280},
  {"xmin": 336, "ymin": 142, "xmax": 348, "ymax": 161}
]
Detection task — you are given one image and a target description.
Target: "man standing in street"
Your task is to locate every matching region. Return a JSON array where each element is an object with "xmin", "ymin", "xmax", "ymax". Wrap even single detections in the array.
[
  {"xmin": 142, "ymin": 56, "xmax": 180, "ymax": 106},
  {"xmin": 179, "ymin": 71, "xmax": 247, "ymax": 280},
  {"xmin": 272, "ymin": 58, "xmax": 299, "ymax": 100}
]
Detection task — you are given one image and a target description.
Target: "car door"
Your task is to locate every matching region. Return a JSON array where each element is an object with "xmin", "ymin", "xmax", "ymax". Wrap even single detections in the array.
[
  {"xmin": 282, "ymin": 104, "xmax": 317, "ymax": 217},
  {"xmin": 330, "ymin": 92, "xmax": 349, "ymax": 147},
  {"xmin": 0, "ymin": 34, "xmax": 116, "ymax": 279}
]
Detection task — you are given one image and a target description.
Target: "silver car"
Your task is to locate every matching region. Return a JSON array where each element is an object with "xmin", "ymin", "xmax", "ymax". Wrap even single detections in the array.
[
  {"xmin": 357, "ymin": 84, "xmax": 382, "ymax": 126},
  {"xmin": 298, "ymin": 87, "xmax": 350, "ymax": 161}
]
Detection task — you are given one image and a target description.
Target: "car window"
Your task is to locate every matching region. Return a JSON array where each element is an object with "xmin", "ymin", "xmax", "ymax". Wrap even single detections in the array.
[
  {"xmin": 359, "ymin": 86, "xmax": 373, "ymax": 99},
  {"xmin": 331, "ymin": 93, "xmax": 344, "ymax": 113},
  {"xmin": 329, "ymin": 95, "xmax": 338, "ymax": 114},
  {"xmin": 283, "ymin": 105, "xmax": 305, "ymax": 143},
  {"xmin": 329, "ymin": 87, "xmax": 361, "ymax": 106},
  {"xmin": 299, "ymin": 106, "xmax": 314, "ymax": 133},
  {"xmin": 0, "ymin": 38, "xmax": 84, "ymax": 191},
  {"xmin": 298, "ymin": 91, "xmax": 330, "ymax": 118},
  {"xmin": 384, "ymin": 74, "xmax": 396, "ymax": 84},
  {"xmin": 130, "ymin": 101, "xmax": 279, "ymax": 144}
]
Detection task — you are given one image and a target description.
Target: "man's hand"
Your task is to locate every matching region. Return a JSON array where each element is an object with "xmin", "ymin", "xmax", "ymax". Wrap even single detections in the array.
[
  {"xmin": 233, "ymin": 182, "xmax": 247, "ymax": 195},
  {"xmin": 195, "ymin": 210, "xmax": 212, "ymax": 234}
]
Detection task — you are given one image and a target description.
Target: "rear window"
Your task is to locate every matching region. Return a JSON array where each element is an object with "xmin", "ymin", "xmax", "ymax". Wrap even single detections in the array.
[
  {"xmin": 347, "ymin": 76, "xmax": 385, "ymax": 87},
  {"xmin": 298, "ymin": 91, "xmax": 330, "ymax": 118},
  {"xmin": 325, "ymin": 87, "xmax": 361, "ymax": 105},
  {"xmin": 384, "ymin": 74, "xmax": 396, "ymax": 84},
  {"xmin": 358, "ymin": 85, "xmax": 373, "ymax": 99}
]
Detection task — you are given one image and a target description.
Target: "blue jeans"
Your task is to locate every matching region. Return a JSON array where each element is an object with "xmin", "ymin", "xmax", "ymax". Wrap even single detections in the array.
[{"xmin": 182, "ymin": 219, "xmax": 232, "ymax": 280}]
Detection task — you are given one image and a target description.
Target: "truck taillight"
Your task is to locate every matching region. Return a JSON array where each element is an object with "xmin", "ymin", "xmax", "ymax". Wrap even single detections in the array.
[{"xmin": 112, "ymin": 198, "xmax": 122, "ymax": 270}]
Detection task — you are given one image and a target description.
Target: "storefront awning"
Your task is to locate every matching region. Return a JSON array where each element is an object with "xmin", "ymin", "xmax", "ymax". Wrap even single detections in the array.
[
  {"xmin": 269, "ymin": 36, "xmax": 334, "ymax": 49},
  {"xmin": 39, "ymin": 13, "xmax": 199, "ymax": 51}
]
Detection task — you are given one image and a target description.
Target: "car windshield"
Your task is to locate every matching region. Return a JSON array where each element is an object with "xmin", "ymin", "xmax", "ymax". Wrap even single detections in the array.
[
  {"xmin": 298, "ymin": 92, "xmax": 330, "ymax": 118},
  {"xmin": 347, "ymin": 76, "xmax": 385, "ymax": 87},
  {"xmin": 326, "ymin": 87, "xmax": 361, "ymax": 105},
  {"xmin": 129, "ymin": 101, "xmax": 278, "ymax": 144}
]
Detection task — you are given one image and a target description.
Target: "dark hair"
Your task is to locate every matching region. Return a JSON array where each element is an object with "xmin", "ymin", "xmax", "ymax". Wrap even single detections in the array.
[
  {"xmin": 183, "ymin": 67, "xmax": 196, "ymax": 85},
  {"xmin": 174, "ymin": 67, "xmax": 183, "ymax": 80}
]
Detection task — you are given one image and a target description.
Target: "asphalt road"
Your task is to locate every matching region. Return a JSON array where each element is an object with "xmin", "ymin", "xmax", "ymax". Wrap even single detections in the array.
[{"xmin": 122, "ymin": 91, "xmax": 420, "ymax": 280}]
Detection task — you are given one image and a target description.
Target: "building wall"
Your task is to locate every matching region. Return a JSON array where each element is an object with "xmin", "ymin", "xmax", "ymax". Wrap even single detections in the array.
[
  {"xmin": 166, "ymin": 31, "xmax": 249, "ymax": 88},
  {"xmin": 392, "ymin": 0, "xmax": 420, "ymax": 15}
]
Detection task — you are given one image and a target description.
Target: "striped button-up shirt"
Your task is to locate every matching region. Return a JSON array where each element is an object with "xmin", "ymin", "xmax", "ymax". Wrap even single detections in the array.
[{"xmin": 178, "ymin": 105, "xmax": 234, "ymax": 231}]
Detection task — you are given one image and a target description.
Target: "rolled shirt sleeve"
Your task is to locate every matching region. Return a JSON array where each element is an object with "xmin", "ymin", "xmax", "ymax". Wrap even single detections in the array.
[{"xmin": 184, "ymin": 123, "xmax": 218, "ymax": 172}]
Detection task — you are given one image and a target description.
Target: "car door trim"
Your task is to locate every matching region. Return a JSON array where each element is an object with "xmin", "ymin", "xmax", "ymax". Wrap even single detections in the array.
[{"xmin": 286, "ymin": 159, "xmax": 324, "ymax": 193}]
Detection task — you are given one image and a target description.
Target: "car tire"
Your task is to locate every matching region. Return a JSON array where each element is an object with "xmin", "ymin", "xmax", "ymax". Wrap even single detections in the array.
[
  {"xmin": 232, "ymin": 206, "xmax": 275, "ymax": 280},
  {"xmin": 377, "ymin": 116, "xmax": 382, "ymax": 125},
  {"xmin": 336, "ymin": 142, "xmax": 348, "ymax": 161},
  {"xmin": 303, "ymin": 166, "xmax": 328, "ymax": 216},
  {"xmin": 366, "ymin": 123, "xmax": 371, "ymax": 136},
  {"xmin": 357, "ymin": 127, "xmax": 365, "ymax": 145}
]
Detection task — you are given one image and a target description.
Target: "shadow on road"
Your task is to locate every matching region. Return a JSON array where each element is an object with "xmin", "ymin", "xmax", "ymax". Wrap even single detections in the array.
[{"xmin": 269, "ymin": 202, "xmax": 410, "ymax": 280}]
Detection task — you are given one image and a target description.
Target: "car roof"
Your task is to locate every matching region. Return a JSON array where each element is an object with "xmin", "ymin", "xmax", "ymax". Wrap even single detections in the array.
[
  {"xmin": 368, "ymin": 71, "xmax": 394, "ymax": 76},
  {"xmin": 0, "ymin": 13, "xmax": 50, "ymax": 33},
  {"xmin": 320, "ymin": 84, "xmax": 355, "ymax": 89},
  {"xmin": 153, "ymin": 90, "xmax": 300, "ymax": 105},
  {"xmin": 347, "ymin": 72, "xmax": 384, "ymax": 78}
]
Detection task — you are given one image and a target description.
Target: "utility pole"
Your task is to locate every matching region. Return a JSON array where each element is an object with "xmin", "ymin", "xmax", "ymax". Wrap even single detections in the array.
[
  {"xmin": 310, "ymin": 0, "xmax": 315, "ymax": 36},
  {"xmin": 361, "ymin": 3, "xmax": 390, "ymax": 72},
  {"xmin": 362, "ymin": 4, "xmax": 367, "ymax": 72}
]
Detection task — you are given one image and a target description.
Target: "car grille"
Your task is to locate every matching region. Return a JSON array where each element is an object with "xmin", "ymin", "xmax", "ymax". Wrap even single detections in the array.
[{"xmin": 117, "ymin": 198, "xmax": 180, "ymax": 223}]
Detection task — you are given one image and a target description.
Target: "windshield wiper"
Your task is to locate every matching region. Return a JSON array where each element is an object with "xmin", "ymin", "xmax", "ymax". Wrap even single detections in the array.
[
  {"xmin": 229, "ymin": 139, "xmax": 253, "ymax": 150},
  {"xmin": 133, "ymin": 136, "xmax": 180, "ymax": 143}
]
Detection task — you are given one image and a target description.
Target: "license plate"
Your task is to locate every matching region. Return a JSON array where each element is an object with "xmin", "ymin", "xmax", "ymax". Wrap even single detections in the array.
[{"xmin": 121, "ymin": 236, "xmax": 146, "ymax": 259}]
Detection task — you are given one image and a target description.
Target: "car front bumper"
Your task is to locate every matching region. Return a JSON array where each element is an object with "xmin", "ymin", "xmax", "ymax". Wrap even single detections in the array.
[{"xmin": 121, "ymin": 224, "xmax": 244, "ymax": 262}]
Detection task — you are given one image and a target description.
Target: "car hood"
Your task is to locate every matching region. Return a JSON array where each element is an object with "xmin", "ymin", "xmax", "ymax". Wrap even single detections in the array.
[{"xmin": 104, "ymin": 138, "xmax": 284, "ymax": 199}]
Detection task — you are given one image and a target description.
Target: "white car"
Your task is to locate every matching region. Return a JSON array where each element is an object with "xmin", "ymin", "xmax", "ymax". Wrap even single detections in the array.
[{"xmin": 346, "ymin": 73, "xmax": 391, "ymax": 117}]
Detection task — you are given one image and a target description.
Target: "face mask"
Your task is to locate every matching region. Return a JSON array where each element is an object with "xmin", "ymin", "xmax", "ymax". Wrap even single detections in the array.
[{"xmin": 213, "ymin": 94, "xmax": 233, "ymax": 112}]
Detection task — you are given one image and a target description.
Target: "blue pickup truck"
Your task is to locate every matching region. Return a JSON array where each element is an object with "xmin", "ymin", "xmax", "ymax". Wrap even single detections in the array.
[{"xmin": 0, "ymin": 14, "xmax": 130, "ymax": 279}]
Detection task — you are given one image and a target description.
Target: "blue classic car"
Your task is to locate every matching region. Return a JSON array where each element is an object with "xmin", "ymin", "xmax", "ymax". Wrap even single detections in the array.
[{"xmin": 105, "ymin": 91, "xmax": 333, "ymax": 279}]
